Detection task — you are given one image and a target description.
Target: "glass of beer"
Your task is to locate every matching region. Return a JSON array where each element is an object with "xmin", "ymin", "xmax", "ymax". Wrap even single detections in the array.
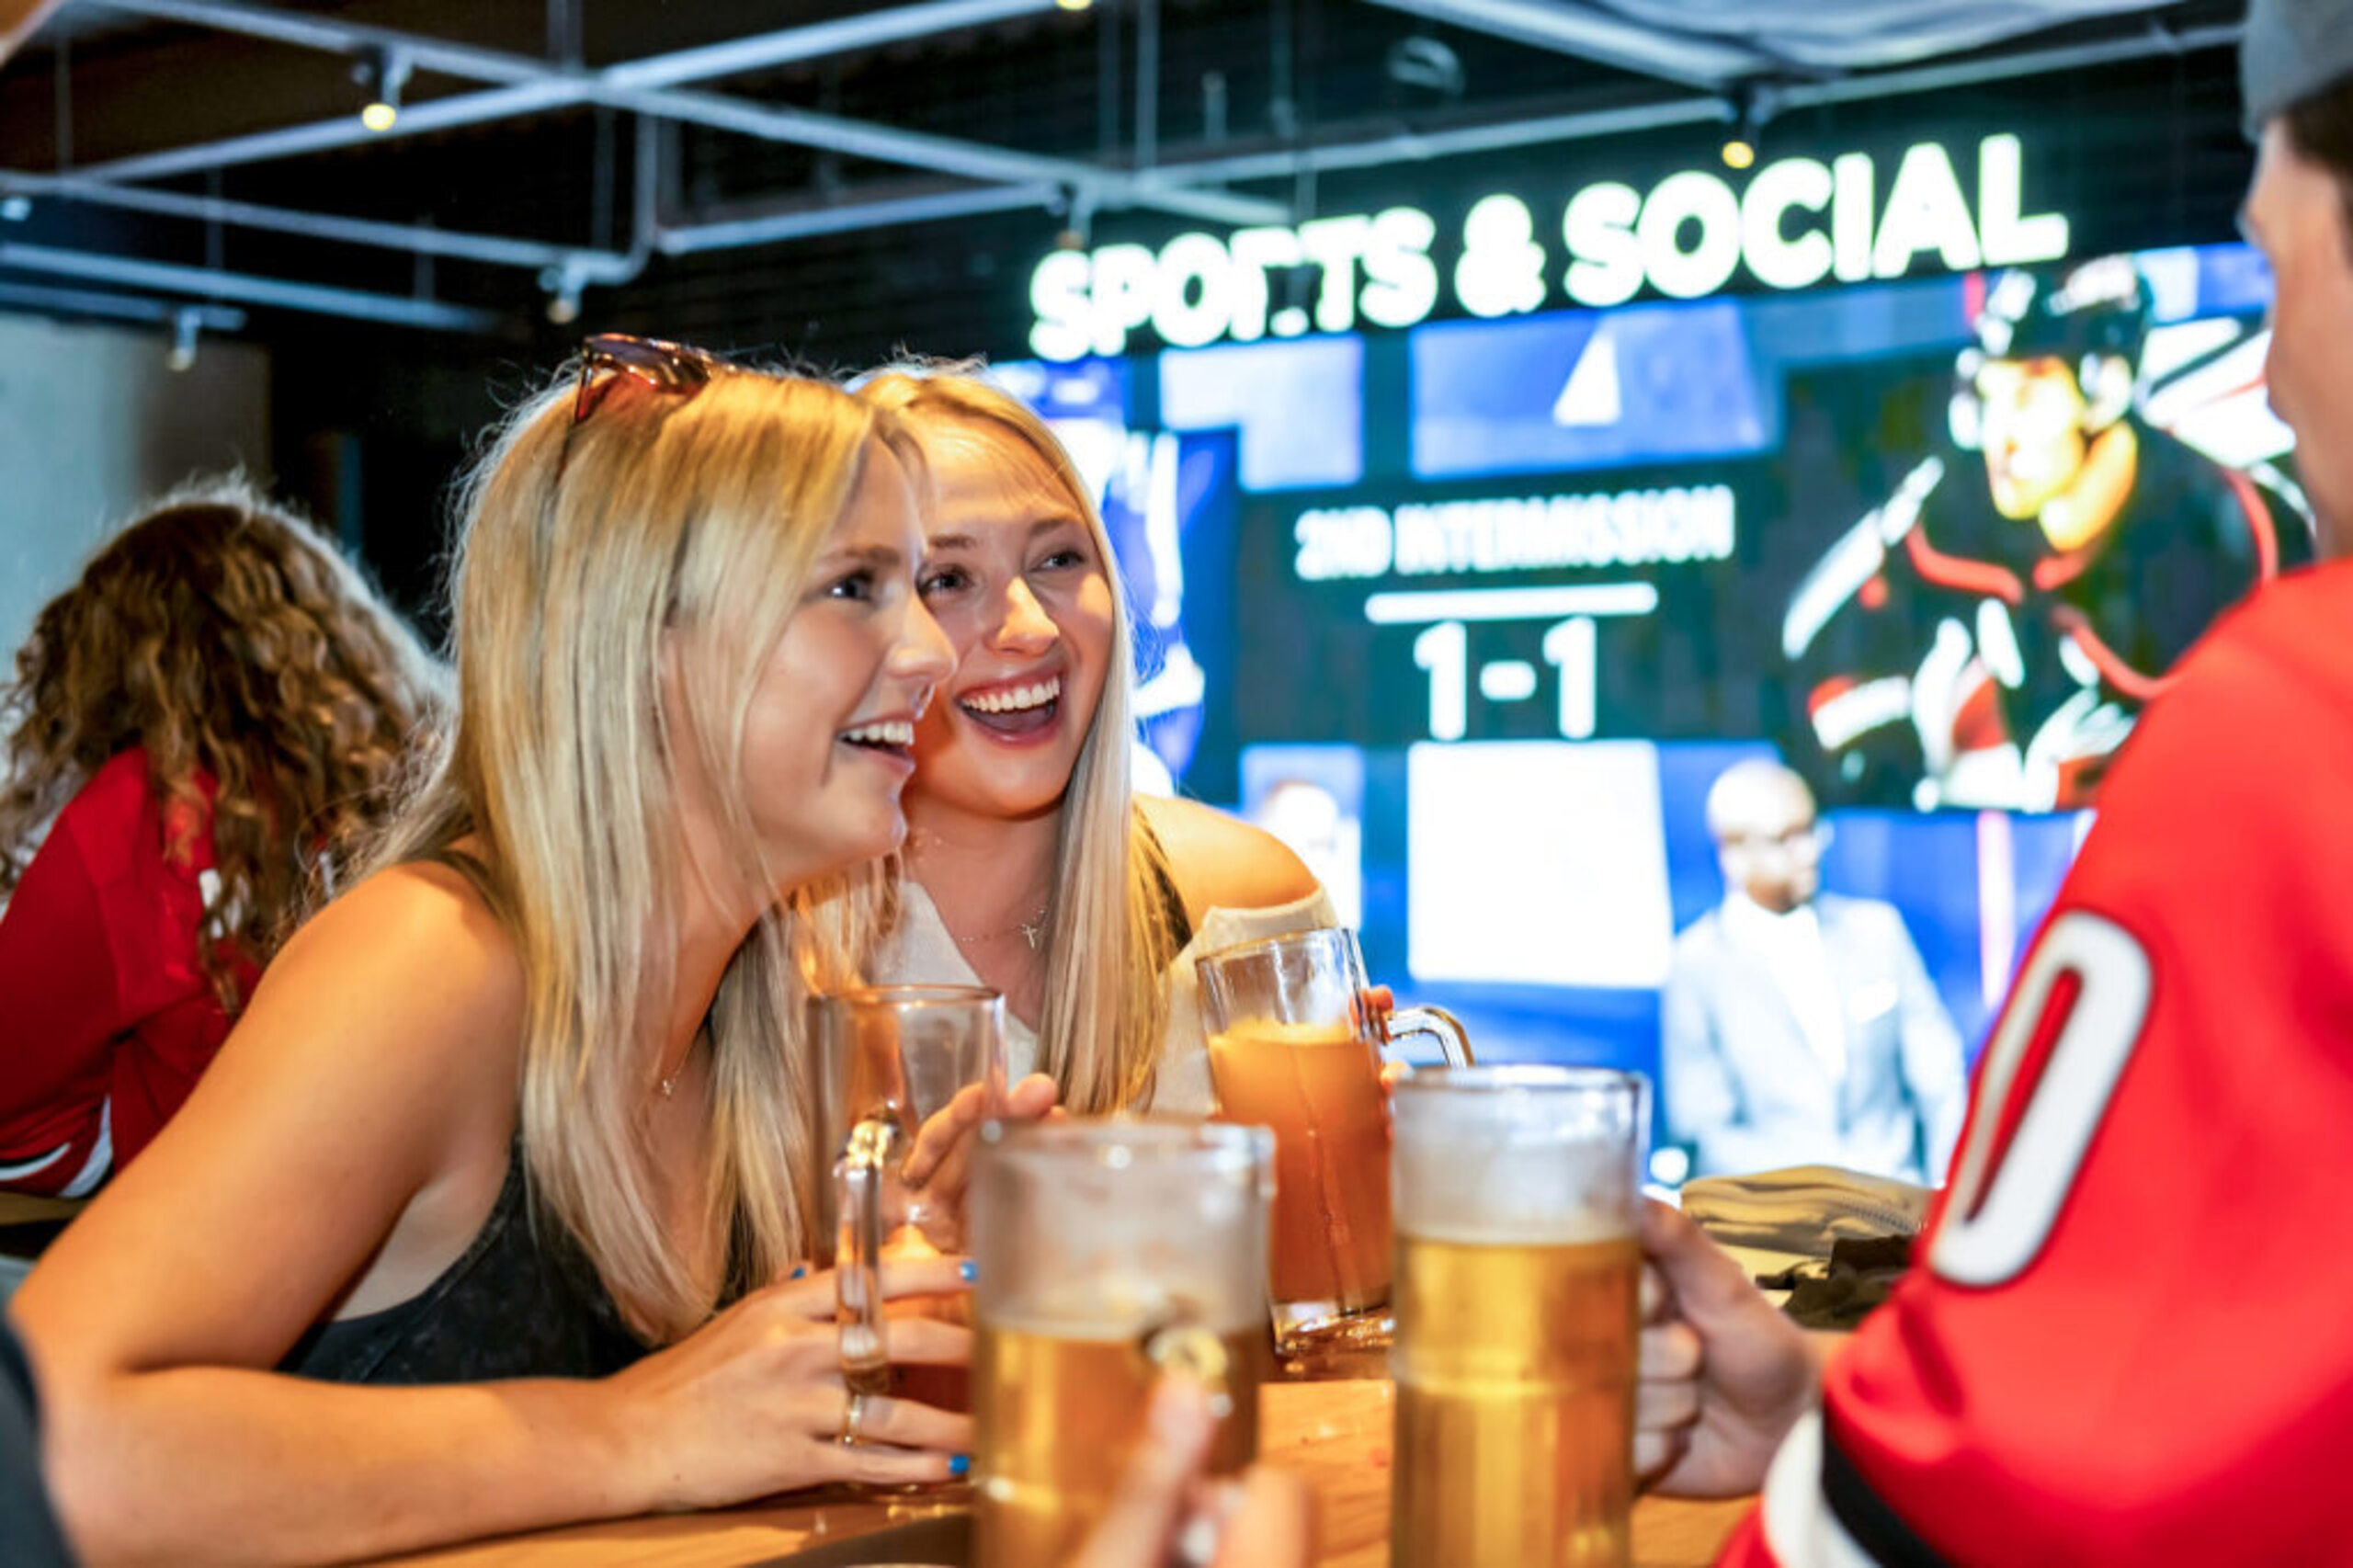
[
  {"xmin": 970, "ymin": 1120, "xmax": 1274, "ymax": 1568},
  {"xmin": 1196, "ymin": 926, "xmax": 1470, "ymax": 1360},
  {"xmin": 1391, "ymin": 1066, "xmax": 1648, "ymax": 1568},
  {"xmin": 807, "ymin": 983, "xmax": 1007, "ymax": 1415}
]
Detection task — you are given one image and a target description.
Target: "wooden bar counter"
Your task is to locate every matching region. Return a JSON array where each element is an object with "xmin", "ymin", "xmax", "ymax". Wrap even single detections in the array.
[{"xmin": 369, "ymin": 1377, "xmax": 1752, "ymax": 1567}]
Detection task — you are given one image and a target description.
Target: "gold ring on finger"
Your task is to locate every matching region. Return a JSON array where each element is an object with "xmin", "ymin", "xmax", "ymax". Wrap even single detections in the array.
[{"xmin": 839, "ymin": 1389, "xmax": 869, "ymax": 1448}]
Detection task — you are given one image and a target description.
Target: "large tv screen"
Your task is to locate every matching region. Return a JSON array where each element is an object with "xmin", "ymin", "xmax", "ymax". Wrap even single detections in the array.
[{"xmin": 997, "ymin": 244, "xmax": 2303, "ymax": 1076}]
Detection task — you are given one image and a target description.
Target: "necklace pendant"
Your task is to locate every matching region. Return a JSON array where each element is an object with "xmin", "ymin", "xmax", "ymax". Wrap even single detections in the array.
[{"xmin": 1018, "ymin": 917, "xmax": 1044, "ymax": 949}]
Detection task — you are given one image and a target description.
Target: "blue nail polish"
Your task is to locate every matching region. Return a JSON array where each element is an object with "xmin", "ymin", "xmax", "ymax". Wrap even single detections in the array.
[
  {"xmin": 790, "ymin": 1265, "xmax": 807, "ymax": 1280},
  {"xmin": 959, "ymin": 1260, "xmax": 978, "ymax": 1283},
  {"xmin": 950, "ymin": 1453, "xmax": 972, "ymax": 1478}
]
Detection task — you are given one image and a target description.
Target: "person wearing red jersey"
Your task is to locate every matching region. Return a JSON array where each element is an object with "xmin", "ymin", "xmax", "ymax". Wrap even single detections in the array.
[
  {"xmin": 0, "ymin": 480, "xmax": 440, "ymax": 1194},
  {"xmin": 1637, "ymin": 2, "xmax": 2353, "ymax": 1561}
]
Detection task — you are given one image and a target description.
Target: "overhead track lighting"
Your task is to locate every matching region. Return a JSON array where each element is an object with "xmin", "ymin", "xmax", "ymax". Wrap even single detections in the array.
[
  {"xmin": 355, "ymin": 47, "xmax": 410, "ymax": 133},
  {"xmin": 1722, "ymin": 83, "xmax": 1772, "ymax": 171},
  {"xmin": 165, "ymin": 307, "xmax": 201, "ymax": 372}
]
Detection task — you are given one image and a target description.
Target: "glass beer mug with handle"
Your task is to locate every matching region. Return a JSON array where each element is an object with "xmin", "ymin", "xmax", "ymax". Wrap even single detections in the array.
[
  {"xmin": 807, "ymin": 983, "xmax": 1007, "ymax": 1412},
  {"xmin": 1195, "ymin": 926, "xmax": 1471, "ymax": 1360},
  {"xmin": 1391, "ymin": 1066, "xmax": 1648, "ymax": 1568},
  {"xmin": 970, "ymin": 1120, "xmax": 1275, "ymax": 1568}
]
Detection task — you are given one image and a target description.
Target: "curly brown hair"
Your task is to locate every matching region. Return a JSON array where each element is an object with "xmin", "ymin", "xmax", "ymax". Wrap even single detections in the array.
[{"xmin": 0, "ymin": 476, "xmax": 445, "ymax": 1013}]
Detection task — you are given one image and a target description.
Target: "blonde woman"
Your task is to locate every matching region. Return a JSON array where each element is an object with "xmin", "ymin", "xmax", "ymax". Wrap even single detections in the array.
[
  {"xmin": 14, "ymin": 338, "xmax": 973, "ymax": 1564},
  {"xmin": 855, "ymin": 366, "xmax": 1330, "ymax": 1115}
]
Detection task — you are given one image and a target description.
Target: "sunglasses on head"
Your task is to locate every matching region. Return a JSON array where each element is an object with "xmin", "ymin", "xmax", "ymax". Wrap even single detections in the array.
[{"xmin": 572, "ymin": 333, "xmax": 732, "ymax": 426}]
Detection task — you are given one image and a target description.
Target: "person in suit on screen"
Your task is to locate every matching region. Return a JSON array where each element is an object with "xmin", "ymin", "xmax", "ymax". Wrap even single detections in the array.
[{"xmin": 1659, "ymin": 759, "xmax": 1967, "ymax": 1184}]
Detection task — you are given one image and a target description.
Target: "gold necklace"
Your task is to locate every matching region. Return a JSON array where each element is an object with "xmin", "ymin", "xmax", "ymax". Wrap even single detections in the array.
[
  {"xmin": 653, "ymin": 1032, "xmax": 703, "ymax": 1099},
  {"xmin": 951, "ymin": 903, "xmax": 1051, "ymax": 951}
]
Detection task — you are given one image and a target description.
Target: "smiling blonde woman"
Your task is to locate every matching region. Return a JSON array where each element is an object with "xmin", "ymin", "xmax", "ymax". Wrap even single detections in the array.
[
  {"xmin": 14, "ymin": 339, "xmax": 975, "ymax": 1565},
  {"xmin": 855, "ymin": 365, "xmax": 1331, "ymax": 1115}
]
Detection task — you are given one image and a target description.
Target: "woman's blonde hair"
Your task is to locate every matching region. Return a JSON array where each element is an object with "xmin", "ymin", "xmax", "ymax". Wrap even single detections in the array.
[
  {"xmin": 0, "ymin": 476, "xmax": 443, "ymax": 1013},
  {"xmin": 366, "ymin": 361, "xmax": 914, "ymax": 1339},
  {"xmin": 855, "ymin": 364, "xmax": 1181, "ymax": 1113}
]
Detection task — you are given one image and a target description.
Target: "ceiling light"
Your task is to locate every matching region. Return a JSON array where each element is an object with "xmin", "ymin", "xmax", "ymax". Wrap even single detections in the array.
[
  {"xmin": 1055, "ymin": 0, "xmax": 1093, "ymax": 11},
  {"xmin": 165, "ymin": 308, "xmax": 201, "ymax": 373},
  {"xmin": 1722, "ymin": 83, "xmax": 1770, "ymax": 172},
  {"xmin": 355, "ymin": 48, "xmax": 409, "ymax": 133}
]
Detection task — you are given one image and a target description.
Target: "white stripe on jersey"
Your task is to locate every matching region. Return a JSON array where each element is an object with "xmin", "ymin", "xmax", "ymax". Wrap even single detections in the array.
[{"xmin": 1758, "ymin": 1409, "xmax": 1881, "ymax": 1568}]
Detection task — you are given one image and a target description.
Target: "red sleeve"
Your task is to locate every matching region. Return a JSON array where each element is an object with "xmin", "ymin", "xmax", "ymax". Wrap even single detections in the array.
[
  {"xmin": 0, "ymin": 778, "xmax": 135, "ymax": 1177},
  {"xmin": 0, "ymin": 751, "xmax": 234, "ymax": 1188},
  {"xmin": 1729, "ymin": 561, "xmax": 2353, "ymax": 1565}
]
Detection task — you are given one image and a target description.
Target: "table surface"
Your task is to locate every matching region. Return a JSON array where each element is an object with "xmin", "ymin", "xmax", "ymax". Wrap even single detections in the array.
[{"xmin": 369, "ymin": 1376, "xmax": 1752, "ymax": 1567}]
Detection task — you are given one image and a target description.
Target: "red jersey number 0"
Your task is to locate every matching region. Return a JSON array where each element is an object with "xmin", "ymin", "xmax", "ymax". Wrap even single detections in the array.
[{"xmin": 1929, "ymin": 912, "xmax": 2153, "ymax": 1289}]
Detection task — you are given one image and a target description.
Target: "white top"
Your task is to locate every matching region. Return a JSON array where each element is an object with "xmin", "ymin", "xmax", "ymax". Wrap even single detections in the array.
[
  {"xmin": 1718, "ymin": 893, "xmax": 1848, "ymax": 1087},
  {"xmin": 875, "ymin": 879, "xmax": 1339, "ymax": 1115}
]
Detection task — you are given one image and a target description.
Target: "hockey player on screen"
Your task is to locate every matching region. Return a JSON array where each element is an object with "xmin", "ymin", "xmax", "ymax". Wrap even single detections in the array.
[{"xmin": 1783, "ymin": 255, "xmax": 2310, "ymax": 810}]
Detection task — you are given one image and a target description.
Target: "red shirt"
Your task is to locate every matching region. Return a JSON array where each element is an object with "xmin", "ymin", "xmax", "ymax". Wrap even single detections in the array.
[
  {"xmin": 0, "ymin": 748, "xmax": 258, "ymax": 1193},
  {"xmin": 1725, "ymin": 557, "xmax": 2353, "ymax": 1565}
]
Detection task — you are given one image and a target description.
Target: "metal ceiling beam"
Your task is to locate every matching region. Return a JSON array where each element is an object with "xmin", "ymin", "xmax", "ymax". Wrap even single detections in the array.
[
  {"xmin": 0, "ymin": 240, "xmax": 501, "ymax": 329},
  {"xmin": 0, "ymin": 169, "xmax": 635, "ymax": 275},
  {"xmin": 0, "ymin": 278, "xmax": 243, "ymax": 328},
  {"xmin": 1162, "ymin": 17, "xmax": 2237, "ymax": 185},
  {"xmin": 1355, "ymin": 0, "xmax": 1776, "ymax": 91},
  {"xmin": 72, "ymin": 0, "xmax": 1286, "ymax": 225},
  {"xmin": 658, "ymin": 181, "xmax": 1058, "ymax": 253},
  {"xmin": 599, "ymin": 0, "xmax": 1054, "ymax": 89},
  {"xmin": 1777, "ymin": 20, "xmax": 2241, "ymax": 111}
]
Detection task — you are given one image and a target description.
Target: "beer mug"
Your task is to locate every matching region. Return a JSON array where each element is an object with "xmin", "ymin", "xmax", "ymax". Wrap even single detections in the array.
[
  {"xmin": 807, "ymin": 983, "xmax": 1006, "ymax": 1407},
  {"xmin": 970, "ymin": 1120, "xmax": 1274, "ymax": 1568},
  {"xmin": 1195, "ymin": 926, "xmax": 1470, "ymax": 1359},
  {"xmin": 1391, "ymin": 1066, "xmax": 1648, "ymax": 1568}
]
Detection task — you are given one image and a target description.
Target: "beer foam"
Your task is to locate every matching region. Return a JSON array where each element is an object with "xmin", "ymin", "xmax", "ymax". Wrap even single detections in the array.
[
  {"xmin": 984, "ymin": 1296, "xmax": 1262, "ymax": 1342},
  {"xmin": 1392, "ymin": 1076, "xmax": 1639, "ymax": 1245}
]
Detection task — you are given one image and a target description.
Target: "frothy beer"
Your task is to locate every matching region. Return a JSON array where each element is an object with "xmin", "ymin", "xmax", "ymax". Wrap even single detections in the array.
[{"xmin": 1390, "ymin": 1069, "xmax": 1646, "ymax": 1568}]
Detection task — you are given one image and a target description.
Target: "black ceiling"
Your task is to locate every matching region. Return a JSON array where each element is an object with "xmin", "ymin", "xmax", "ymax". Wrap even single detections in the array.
[{"xmin": 0, "ymin": 0, "xmax": 2256, "ymax": 370}]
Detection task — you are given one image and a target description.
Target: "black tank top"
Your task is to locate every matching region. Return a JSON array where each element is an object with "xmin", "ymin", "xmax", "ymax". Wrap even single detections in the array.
[{"xmin": 279, "ymin": 1142, "xmax": 646, "ymax": 1385}]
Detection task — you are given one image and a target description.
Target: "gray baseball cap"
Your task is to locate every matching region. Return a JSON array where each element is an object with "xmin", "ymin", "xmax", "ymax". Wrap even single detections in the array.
[{"xmin": 2243, "ymin": 0, "xmax": 2353, "ymax": 134}]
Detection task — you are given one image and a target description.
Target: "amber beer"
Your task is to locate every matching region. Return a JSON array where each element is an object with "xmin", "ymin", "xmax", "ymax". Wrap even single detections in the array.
[
  {"xmin": 1392, "ymin": 1230, "xmax": 1641, "ymax": 1566},
  {"xmin": 1391, "ymin": 1067, "xmax": 1648, "ymax": 1568},
  {"xmin": 974, "ymin": 1318, "xmax": 1264, "ymax": 1566},
  {"xmin": 970, "ymin": 1121, "xmax": 1275, "ymax": 1568},
  {"xmin": 1197, "ymin": 926, "xmax": 1469, "ymax": 1358},
  {"xmin": 1207, "ymin": 1018, "xmax": 1392, "ymax": 1312}
]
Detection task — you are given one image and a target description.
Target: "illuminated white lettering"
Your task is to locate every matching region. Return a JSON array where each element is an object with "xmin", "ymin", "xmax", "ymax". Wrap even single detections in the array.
[
  {"xmin": 1541, "ymin": 617, "xmax": 1598, "ymax": 739},
  {"xmin": 1414, "ymin": 621, "xmax": 1469, "ymax": 742},
  {"xmin": 1298, "ymin": 215, "xmax": 1372, "ymax": 333},
  {"xmin": 1456, "ymin": 195, "xmax": 1547, "ymax": 318},
  {"xmin": 1026, "ymin": 134, "xmax": 2068, "ymax": 353},
  {"xmin": 1637, "ymin": 171, "xmax": 1743, "ymax": 300},
  {"xmin": 1151, "ymin": 232, "xmax": 1233, "ymax": 349},
  {"xmin": 1871, "ymin": 142, "xmax": 1983, "ymax": 279},
  {"xmin": 1349, "ymin": 485, "xmax": 1736, "ymax": 579},
  {"xmin": 1563, "ymin": 181, "xmax": 1643, "ymax": 308},
  {"xmin": 1741, "ymin": 157, "xmax": 1835, "ymax": 291},
  {"xmin": 1832, "ymin": 153, "xmax": 1875, "ymax": 283},
  {"xmin": 1977, "ymin": 132, "xmax": 2070, "ymax": 267},
  {"xmin": 1225, "ymin": 225, "xmax": 1304, "ymax": 342},
  {"xmin": 1028, "ymin": 249, "xmax": 1093, "ymax": 361},
  {"xmin": 1088, "ymin": 243, "xmax": 1158, "ymax": 358},
  {"xmin": 1362, "ymin": 207, "xmax": 1441, "ymax": 329},
  {"xmin": 1292, "ymin": 506, "xmax": 1394, "ymax": 581}
]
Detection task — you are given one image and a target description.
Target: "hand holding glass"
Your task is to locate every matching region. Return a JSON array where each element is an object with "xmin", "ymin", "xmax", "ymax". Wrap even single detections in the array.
[
  {"xmin": 970, "ymin": 1120, "xmax": 1275, "ymax": 1568},
  {"xmin": 1196, "ymin": 926, "xmax": 1470, "ymax": 1358},
  {"xmin": 807, "ymin": 983, "xmax": 1006, "ymax": 1408}
]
